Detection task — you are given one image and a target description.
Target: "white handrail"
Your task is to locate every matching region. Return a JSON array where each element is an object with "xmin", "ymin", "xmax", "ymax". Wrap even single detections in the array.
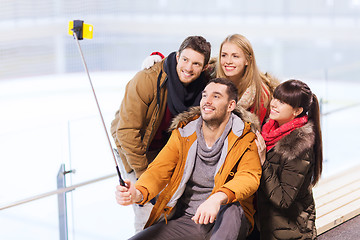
[{"xmin": 0, "ymin": 173, "xmax": 117, "ymax": 211}]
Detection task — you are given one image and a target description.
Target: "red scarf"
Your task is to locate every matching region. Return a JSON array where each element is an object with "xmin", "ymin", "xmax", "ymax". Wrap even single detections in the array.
[{"xmin": 261, "ymin": 115, "xmax": 308, "ymax": 151}]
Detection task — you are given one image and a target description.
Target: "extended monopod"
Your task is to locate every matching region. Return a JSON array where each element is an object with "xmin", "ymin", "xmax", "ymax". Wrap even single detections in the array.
[{"xmin": 69, "ymin": 20, "xmax": 125, "ymax": 186}]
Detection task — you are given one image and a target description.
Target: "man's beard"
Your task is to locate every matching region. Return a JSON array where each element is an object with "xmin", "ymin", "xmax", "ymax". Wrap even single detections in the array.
[{"xmin": 201, "ymin": 108, "xmax": 228, "ymax": 128}]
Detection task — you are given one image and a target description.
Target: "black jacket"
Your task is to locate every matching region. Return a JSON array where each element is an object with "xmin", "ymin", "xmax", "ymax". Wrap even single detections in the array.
[{"xmin": 257, "ymin": 122, "xmax": 317, "ymax": 240}]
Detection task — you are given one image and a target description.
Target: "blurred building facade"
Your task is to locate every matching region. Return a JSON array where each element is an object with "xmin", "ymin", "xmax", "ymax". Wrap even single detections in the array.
[{"xmin": 1, "ymin": 0, "xmax": 360, "ymax": 81}]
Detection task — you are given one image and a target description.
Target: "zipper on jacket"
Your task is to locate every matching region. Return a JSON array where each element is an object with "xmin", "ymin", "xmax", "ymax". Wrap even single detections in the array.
[
  {"xmin": 163, "ymin": 207, "xmax": 170, "ymax": 224},
  {"xmin": 217, "ymin": 137, "xmax": 250, "ymax": 176}
]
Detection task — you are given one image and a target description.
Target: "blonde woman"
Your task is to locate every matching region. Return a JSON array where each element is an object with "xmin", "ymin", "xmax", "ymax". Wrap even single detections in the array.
[{"xmin": 214, "ymin": 34, "xmax": 279, "ymax": 125}]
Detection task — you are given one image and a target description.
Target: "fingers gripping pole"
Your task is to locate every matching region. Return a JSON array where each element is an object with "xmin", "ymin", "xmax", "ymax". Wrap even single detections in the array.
[{"xmin": 72, "ymin": 30, "xmax": 125, "ymax": 186}]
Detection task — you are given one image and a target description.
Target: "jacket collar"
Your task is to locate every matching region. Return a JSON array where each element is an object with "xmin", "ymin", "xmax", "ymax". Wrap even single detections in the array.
[
  {"xmin": 169, "ymin": 105, "xmax": 260, "ymax": 133},
  {"xmin": 271, "ymin": 122, "xmax": 315, "ymax": 161}
]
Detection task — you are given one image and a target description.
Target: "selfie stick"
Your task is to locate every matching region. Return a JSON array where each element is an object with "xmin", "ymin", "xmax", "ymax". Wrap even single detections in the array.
[{"xmin": 70, "ymin": 20, "xmax": 125, "ymax": 186}]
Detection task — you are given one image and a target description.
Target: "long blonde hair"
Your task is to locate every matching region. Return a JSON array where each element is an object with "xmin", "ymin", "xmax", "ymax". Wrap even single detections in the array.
[{"xmin": 216, "ymin": 34, "xmax": 277, "ymax": 117}]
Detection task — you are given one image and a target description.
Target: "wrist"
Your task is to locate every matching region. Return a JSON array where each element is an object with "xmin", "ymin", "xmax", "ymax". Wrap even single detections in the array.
[
  {"xmin": 213, "ymin": 192, "xmax": 228, "ymax": 205},
  {"xmin": 135, "ymin": 189, "xmax": 143, "ymax": 203},
  {"xmin": 260, "ymin": 155, "xmax": 266, "ymax": 165}
]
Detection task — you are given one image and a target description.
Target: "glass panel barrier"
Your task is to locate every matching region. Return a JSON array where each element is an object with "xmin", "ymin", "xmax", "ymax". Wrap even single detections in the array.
[
  {"xmin": 0, "ymin": 73, "xmax": 134, "ymax": 239},
  {"xmin": 0, "ymin": 195, "xmax": 60, "ymax": 239}
]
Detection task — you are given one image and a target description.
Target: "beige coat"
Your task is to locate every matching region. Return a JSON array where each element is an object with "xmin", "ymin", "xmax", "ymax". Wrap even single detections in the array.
[{"xmin": 111, "ymin": 59, "xmax": 168, "ymax": 178}]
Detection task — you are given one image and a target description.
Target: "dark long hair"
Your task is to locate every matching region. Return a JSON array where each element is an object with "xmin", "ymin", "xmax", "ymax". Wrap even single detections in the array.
[{"xmin": 273, "ymin": 79, "xmax": 323, "ymax": 185}]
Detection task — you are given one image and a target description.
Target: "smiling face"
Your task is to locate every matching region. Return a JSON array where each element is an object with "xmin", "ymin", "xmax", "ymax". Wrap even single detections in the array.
[
  {"xmin": 269, "ymin": 98, "xmax": 303, "ymax": 126},
  {"xmin": 220, "ymin": 42, "xmax": 248, "ymax": 83},
  {"xmin": 200, "ymin": 82, "xmax": 236, "ymax": 126},
  {"xmin": 176, "ymin": 48, "xmax": 206, "ymax": 86}
]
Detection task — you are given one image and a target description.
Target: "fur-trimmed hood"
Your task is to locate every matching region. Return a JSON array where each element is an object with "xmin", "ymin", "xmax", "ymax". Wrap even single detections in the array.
[
  {"xmin": 169, "ymin": 104, "xmax": 260, "ymax": 132},
  {"xmin": 272, "ymin": 121, "xmax": 315, "ymax": 161}
]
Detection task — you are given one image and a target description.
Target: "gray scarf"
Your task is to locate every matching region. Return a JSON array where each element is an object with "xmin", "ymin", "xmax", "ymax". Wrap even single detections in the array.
[
  {"xmin": 195, "ymin": 116, "xmax": 233, "ymax": 165},
  {"xmin": 179, "ymin": 116, "xmax": 233, "ymax": 216}
]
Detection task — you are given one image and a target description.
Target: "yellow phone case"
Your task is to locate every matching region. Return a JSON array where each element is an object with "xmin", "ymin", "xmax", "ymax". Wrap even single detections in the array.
[{"xmin": 68, "ymin": 21, "xmax": 93, "ymax": 39}]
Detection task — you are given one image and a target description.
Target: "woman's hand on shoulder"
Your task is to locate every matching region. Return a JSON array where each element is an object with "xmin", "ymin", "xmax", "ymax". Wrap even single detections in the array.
[{"xmin": 255, "ymin": 131, "xmax": 266, "ymax": 166}]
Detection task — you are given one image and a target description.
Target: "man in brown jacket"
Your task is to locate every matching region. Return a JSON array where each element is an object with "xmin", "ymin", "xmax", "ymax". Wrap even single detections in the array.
[
  {"xmin": 115, "ymin": 78, "xmax": 261, "ymax": 239},
  {"xmin": 111, "ymin": 36, "xmax": 211, "ymax": 232}
]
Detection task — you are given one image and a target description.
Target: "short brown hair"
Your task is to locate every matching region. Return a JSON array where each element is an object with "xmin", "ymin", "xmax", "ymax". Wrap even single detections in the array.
[
  {"xmin": 178, "ymin": 36, "xmax": 211, "ymax": 66},
  {"xmin": 207, "ymin": 78, "xmax": 238, "ymax": 103}
]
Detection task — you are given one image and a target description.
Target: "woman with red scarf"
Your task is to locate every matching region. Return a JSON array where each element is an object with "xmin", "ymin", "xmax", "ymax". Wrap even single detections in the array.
[{"xmin": 254, "ymin": 79, "xmax": 323, "ymax": 240}]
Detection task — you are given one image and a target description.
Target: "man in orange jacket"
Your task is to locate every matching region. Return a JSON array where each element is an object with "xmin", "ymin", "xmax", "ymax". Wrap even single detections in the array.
[{"xmin": 116, "ymin": 78, "xmax": 261, "ymax": 240}]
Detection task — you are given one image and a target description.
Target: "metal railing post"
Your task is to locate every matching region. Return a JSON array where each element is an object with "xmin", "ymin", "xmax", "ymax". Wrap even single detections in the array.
[{"xmin": 57, "ymin": 164, "xmax": 69, "ymax": 240}]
